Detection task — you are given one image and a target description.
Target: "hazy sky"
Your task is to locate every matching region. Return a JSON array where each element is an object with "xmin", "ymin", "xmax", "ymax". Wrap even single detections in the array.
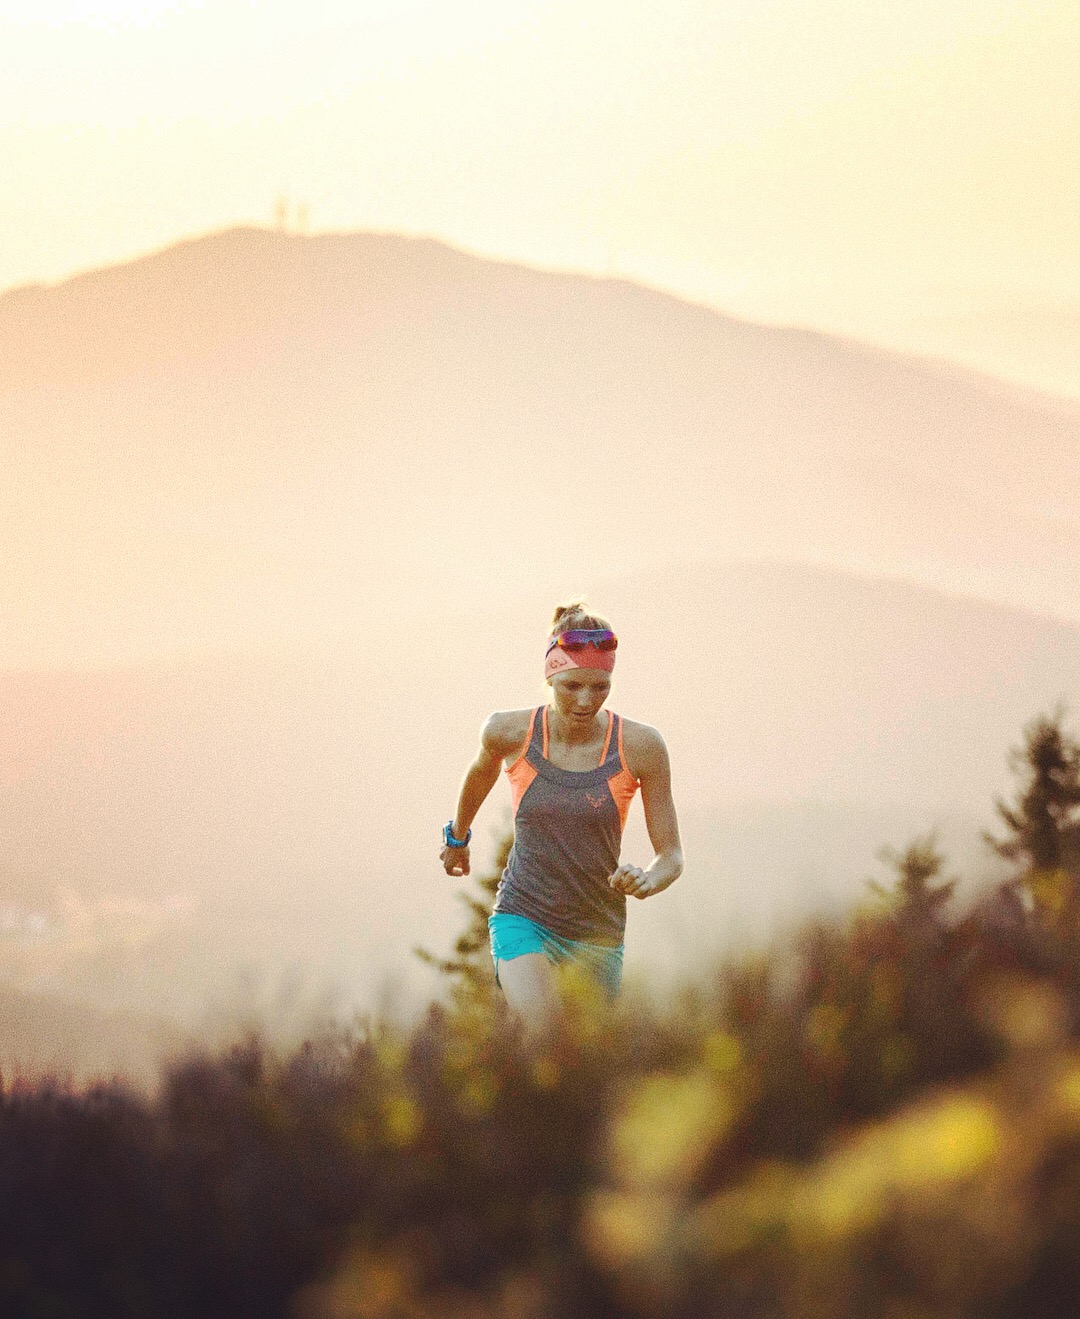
[{"xmin": 3, "ymin": 0, "xmax": 1079, "ymax": 394}]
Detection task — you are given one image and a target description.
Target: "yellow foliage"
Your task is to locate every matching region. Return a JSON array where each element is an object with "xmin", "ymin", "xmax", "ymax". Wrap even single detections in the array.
[
  {"xmin": 788, "ymin": 1141, "xmax": 886, "ymax": 1244},
  {"xmin": 531, "ymin": 1056, "xmax": 560, "ymax": 1090},
  {"xmin": 794, "ymin": 1094, "xmax": 1000, "ymax": 1245},
  {"xmin": 382, "ymin": 1095, "xmax": 423, "ymax": 1148},
  {"xmin": 878, "ymin": 1092, "xmax": 998, "ymax": 1186},
  {"xmin": 972, "ymin": 974, "xmax": 1066, "ymax": 1050},
  {"xmin": 1025, "ymin": 866, "xmax": 1073, "ymax": 916},
  {"xmin": 692, "ymin": 1093, "xmax": 1003, "ymax": 1258},
  {"xmin": 996, "ymin": 981, "xmax": 1066, "ymax": 1050},
  {"xmin": 1052, "ymin": 1056, "xmax": 1080, "ymax": 1121},
  {"xmin": 701, "ymin": 1030, "xmax": 742, "ymax": 1074},
  {"xmin": 554, "ymin": 962, "xmax": 611, "ymax": 1044},
  {"xmin": 611, "ymin": 1069, "xmax": 734, "ymax": 1193},
  {"xmin": 374, "ymin": 1034, "xmax": 407, "ymax": 1075},
  {"xmin": 582, "ymin": 1189, "xmax": 675, "ymax": 1269},
  {"xmin": 694, "ymin": 1160, "xmax": 797, "ymax": 1256}
]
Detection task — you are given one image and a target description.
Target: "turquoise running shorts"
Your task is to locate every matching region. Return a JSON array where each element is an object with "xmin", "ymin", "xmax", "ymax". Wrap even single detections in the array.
[{"xmin": 488, "ymin": 912, "xmax": 624, "ymax": 996}]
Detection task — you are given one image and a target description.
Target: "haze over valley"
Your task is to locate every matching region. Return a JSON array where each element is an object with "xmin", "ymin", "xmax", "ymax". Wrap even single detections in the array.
[{"xmin": 2, "ymin": 230, "xmax": 1078, "ymax": 1075}]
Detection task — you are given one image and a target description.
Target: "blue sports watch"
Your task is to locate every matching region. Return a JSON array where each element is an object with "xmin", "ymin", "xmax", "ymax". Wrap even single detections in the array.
[{"xmin": 443, "ymin": 821, "xmax": 472, "ymax": 848}]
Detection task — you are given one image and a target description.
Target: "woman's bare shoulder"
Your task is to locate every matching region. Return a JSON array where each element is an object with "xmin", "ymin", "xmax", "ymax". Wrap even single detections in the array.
[
  {"xmin": 619, "ymin": 716, "xmax": 666, "ymax": 749},
  {"xmin": 482, "ymin": 707, "xmax": 537, "ymax": 756},
  {"xmin": 618, "ymin": 717, "xmax": 669, "ymax": 776}
]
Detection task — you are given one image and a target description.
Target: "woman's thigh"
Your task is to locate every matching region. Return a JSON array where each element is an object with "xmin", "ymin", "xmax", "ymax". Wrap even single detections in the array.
[{"xmin": 495, "ymin": 951, "xmax": 560, "ymax": 1020}]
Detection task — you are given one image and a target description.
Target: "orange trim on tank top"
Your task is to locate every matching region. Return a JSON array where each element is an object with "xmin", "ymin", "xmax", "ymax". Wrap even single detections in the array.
[
  {"xmin": 505, "ymin": 706, "xmax": 539, "ymax": 775},
  {"xmin": 608, "ymin": 767, "xmax": 639, "ymax": 831},
  {"xmin": 617, "ymin": 714, "xmax": 639, "ymax": 782},
  {"xmin": 599, "ymin": 709, "xmax": 614, "ymax": 763},
  {"xmin": 508, "ymin": 757, "xmax": 538, "ymax": 817}
]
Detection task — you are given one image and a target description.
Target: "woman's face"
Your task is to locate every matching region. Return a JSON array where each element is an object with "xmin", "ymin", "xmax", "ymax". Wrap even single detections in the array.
[{"xmin": 549, "ymin": 669, "xmax": 612, "ymax": 723}]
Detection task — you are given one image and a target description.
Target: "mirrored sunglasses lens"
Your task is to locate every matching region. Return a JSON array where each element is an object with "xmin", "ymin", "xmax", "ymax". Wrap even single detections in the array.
[{"xmin": 558, "ymin": 630, "xmax": 617, "ymax": 650}]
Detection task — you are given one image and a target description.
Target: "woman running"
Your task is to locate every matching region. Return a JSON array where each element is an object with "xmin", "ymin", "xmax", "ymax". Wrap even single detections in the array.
[{"xmin": 439, "ymin": 602, "xmax": 683, "ymax": 1037}]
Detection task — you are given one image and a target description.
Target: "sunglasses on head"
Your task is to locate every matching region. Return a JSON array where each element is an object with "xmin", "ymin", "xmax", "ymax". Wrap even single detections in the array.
[{"xmin": 545, "ymin": 628, "xmax": 618, "ymax": 655}]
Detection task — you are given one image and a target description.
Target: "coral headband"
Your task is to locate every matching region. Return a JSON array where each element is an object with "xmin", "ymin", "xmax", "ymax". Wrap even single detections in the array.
[{"xmin": 544, "ymin": 639, "xmax": 617, "ymax": 680}]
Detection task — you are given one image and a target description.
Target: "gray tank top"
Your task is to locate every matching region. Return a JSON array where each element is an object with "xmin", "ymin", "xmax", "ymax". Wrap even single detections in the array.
[{"xmin": 493, "ymin": 705, "xmax": 640, "ymax": 945}]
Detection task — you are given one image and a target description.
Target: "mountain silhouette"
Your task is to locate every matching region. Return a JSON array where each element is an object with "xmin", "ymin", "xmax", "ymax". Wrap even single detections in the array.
[{"xmin": 1, "ymin": 227, "xmax": 1077, "ymax": 670}]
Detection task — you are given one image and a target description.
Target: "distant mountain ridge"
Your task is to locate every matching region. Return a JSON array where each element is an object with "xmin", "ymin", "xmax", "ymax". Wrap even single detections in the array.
[{"xmin": 1, "ymin": 226, "xmax": 1078, "ymax": 670}]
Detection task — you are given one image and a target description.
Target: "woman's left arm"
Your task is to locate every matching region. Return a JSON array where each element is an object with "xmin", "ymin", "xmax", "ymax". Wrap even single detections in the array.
[{"xmin": 609, "ymin": 727, "xmax": 684, "ymax": 900}]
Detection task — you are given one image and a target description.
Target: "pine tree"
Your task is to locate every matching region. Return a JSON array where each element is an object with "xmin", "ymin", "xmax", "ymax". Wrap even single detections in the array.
[
  {"xmin": 983, "ymin": 705, "xmax": 1080, "ymax": 924},
  {"xmin": 869, "ymin": 829, "xmax": 956, "ymax": 936}
]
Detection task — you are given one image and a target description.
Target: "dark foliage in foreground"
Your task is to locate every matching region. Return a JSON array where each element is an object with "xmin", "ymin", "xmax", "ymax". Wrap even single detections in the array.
[{"xmin": 4, "ymin": 710, "xmax": 1080, "ymax": 1318}]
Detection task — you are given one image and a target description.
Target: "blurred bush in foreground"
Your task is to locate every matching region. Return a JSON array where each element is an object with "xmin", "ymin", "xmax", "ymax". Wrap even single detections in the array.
[{"xmin": 3, "ymin": 710, "xmax": 1080, "ymax": 1318}]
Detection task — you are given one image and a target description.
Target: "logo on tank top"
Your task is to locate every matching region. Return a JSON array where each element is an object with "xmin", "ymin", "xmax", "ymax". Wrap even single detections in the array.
[{"xmin": 586, "ymin": 792, "xmax": 607, "ymax": 810}]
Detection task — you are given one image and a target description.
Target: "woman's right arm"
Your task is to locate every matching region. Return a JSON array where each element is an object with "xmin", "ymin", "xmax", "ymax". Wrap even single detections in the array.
[{"xmin": 440, "ymin": 712, "xmax": 522, "ymax": 877}]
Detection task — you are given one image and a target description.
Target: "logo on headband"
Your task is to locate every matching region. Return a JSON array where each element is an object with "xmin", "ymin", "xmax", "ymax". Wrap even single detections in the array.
[{"xmin": 544, "ymin": 639, "xmax": 616, "ymax": 679}]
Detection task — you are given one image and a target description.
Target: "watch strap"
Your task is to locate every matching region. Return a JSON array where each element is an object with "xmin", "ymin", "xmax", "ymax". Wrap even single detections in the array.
[{"xmin": 443, "ymin": 821, "xmax": 472, "ymax": 848}]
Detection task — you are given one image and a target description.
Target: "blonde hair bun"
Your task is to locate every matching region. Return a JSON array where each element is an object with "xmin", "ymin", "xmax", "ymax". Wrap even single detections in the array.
[{"xmin": 550, "ymin": 600, "xmax": 612, "ymax": 633}]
